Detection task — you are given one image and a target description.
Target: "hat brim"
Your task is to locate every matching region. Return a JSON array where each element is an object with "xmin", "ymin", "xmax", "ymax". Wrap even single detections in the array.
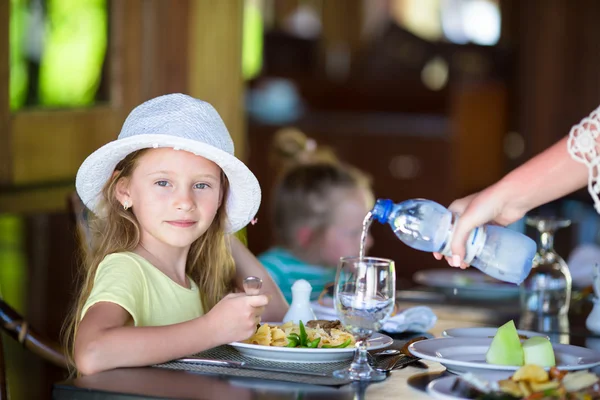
[{"xmin": 75, "ymin": 134, "xmax": 261, "ymax": 233}]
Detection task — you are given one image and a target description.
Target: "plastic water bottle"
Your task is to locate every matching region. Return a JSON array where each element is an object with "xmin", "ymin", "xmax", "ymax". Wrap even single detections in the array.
[
  {"xmin": 370, "ymin": 198, "xmax": 537, "ymax": 284},
  {"xmin": 283, "ymin": 279, "xmax": 317, "ymax": 324}
]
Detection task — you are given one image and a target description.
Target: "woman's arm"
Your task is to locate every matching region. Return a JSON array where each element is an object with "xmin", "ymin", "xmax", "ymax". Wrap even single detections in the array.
[
  {"xmin": 495, "ymin": 136, "xmax": 588, "ymax": 213},
  {"xmin": 229, "ymin": 235, "xmax": 289, "ymax": 321},
  {"xmin": 445, "ymin": 136, "xmax": 589, "ymax": 266}
]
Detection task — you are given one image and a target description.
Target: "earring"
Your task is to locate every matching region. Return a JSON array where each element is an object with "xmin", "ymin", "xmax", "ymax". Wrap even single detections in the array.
[{"xmin": 123, "ymin": 200, "xmax": 130, "ymax": 211}]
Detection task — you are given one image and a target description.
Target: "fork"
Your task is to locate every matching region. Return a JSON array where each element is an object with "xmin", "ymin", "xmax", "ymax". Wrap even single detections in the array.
[
  {"xmin": 370, "ymin": 336, "xmax": 429, "ymax": 372},
  {"xmin": 367, "ymin": 352, "xmax": 402, "ymax": 372},
  {"xmin": 390, "ymin": 355, "xmax": 428, "ymax": 370}
]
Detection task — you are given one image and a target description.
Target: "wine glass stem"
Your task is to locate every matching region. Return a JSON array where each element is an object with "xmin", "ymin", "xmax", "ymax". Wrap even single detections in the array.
[
  {"xmin": 351, "ymin": 338, "xmax": 369, "ymax": 369},
  {"xmin": 539, "ymin": 231, "xmax": 554, "ymax": 252}
]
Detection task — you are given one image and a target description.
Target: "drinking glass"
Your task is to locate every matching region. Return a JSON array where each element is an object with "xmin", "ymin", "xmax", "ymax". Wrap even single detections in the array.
[
  {"xmin": 519, "ymin": 216, "xmax": 572, "ymax": 337},
  {"xmin": 333, "ymin": 256, "xmax": 396, "ymax": 381}
]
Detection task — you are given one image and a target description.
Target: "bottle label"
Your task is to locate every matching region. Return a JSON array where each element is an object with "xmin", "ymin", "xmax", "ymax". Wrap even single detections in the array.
[
  {"xmin": 464, "ymin": 227, "xmax": 486, "ymax": 264},
  {"xmin": 441, "ymin": 224, "xmax": 487, "ymax": 264}
]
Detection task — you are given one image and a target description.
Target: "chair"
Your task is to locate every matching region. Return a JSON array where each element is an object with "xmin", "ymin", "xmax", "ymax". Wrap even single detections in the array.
[
  {"xmin": 0, "ymin": 298, "xmax": 68, "ymax": 400},
  {"xmin": 0, "ymin": 299, "xmax": 67, "ymax": 368},
  {"xmin": 0, "ymin": 196, "xmax": 81, "ymax": 398}
]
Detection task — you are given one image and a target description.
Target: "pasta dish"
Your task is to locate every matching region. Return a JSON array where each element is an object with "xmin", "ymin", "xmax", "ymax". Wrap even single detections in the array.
[{"xmin": 244, "ymin": 320, "xmax": 356, "ymax": 349}]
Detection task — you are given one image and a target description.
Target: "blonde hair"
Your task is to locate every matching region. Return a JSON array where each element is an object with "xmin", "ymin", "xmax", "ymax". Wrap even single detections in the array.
[
  {"xmin": 62, "ymin": 149, "xmax": 235, "ymax": 371},
  {"xmin": 269, "ymin": 127, "xmax": 339, "ymax": 170},
  {"xmin": 269, "ymin": 128, "xmax": 372, "ymax": 250}
]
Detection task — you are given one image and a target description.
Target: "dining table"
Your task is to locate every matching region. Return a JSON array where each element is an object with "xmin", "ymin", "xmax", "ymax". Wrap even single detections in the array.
[{"xmin": 52, "ymin": 285, "xmax": 600, "ymax": 400}]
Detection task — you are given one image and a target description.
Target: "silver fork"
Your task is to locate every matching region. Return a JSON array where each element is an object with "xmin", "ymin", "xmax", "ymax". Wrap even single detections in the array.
[
  {"xmin": 371, "ymin": 336, "xmax": 429, "ymax": 372},
  {"xmin": 367, "ymin": 352, "xmax": 403, "ymax": 372}
]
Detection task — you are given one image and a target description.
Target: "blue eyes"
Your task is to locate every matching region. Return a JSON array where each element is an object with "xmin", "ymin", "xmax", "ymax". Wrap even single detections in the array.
[{"xmin": 154, "ymin": 181, "xmax": 209, "ymax": 189}]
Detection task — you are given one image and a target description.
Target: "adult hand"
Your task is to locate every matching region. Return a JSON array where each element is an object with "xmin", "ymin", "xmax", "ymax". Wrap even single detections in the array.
[
  {"xmin": 433, "ymin": 183, "xmax": 526, "ymax": 268},
  {"xmin": 205, "ymin": 293, "xmax": 268, "ymax": 344}
]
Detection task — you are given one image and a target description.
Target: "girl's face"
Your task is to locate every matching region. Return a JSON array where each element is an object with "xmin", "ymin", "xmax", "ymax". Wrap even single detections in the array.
[
  {"xmin": 317, "ymin": 187, "xmax": 374, "ymax": 268},
  {"xmin": 118, "ymin": 148, "xmax": 223, "ymax": 252}
]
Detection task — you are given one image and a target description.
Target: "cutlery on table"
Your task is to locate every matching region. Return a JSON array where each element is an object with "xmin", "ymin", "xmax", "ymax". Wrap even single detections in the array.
[
  {"xmin": 372, "ymin": 336, "xmax": 428, "ymax": 372},
  {"xmin": 394, "ymin": 336, "xmax": 429, "ymax": 369}
]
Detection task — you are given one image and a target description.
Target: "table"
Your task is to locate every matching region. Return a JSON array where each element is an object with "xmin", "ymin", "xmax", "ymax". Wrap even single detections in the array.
[{"xmin": 52, "ymin": 292, "xmax": 598, "ymax": 400}]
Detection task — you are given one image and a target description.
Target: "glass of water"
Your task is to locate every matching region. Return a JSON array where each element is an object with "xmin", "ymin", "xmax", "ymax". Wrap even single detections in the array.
[{"xmin": 333, "ymin": 256, "xmax": 396, "ymax": 381}]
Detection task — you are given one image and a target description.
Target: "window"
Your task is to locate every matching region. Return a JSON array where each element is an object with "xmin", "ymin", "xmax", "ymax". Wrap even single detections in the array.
[
  {"xmin": 391, "ymin": 0, "xmax": 501, "ymax": 46},
  {"xmin": 10, "ymin": 0, "xmax": 109, "ymax": 111}
]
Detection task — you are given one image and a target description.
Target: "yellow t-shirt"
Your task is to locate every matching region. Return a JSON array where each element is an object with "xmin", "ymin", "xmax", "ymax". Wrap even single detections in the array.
[{"xmin": 82, "ymin": 252, "xmax": 204, "ymax": 326}]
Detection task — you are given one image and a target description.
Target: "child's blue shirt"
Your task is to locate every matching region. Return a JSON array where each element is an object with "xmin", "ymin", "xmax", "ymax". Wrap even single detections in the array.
[{"xmin": 258, "ymin": 247, "xmax": 336, "ymax": 304}]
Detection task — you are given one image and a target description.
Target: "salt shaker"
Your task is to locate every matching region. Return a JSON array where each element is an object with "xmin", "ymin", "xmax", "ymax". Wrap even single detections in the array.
[
  {"xmin": 586, "ymin": 265, "xmax": 600, "ymax": 334},
  {"xmin": 283, "ymin": 279, "xmax": 317, "ymax": 324}
]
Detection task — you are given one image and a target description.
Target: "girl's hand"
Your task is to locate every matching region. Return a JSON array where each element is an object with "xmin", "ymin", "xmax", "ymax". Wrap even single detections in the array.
[{"xmin": 205, "ymin": 293, "xmax": 269, "ymax": 344}]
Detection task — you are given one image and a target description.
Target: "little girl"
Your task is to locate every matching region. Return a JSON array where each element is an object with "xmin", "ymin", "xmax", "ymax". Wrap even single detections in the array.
[
  {"xmin": 64, "ymin": 93, "xmax": 286, "ymax": 375},
  {"xmin": 258, "ymin": 129, "xmax": 375, "ymax": 303}
]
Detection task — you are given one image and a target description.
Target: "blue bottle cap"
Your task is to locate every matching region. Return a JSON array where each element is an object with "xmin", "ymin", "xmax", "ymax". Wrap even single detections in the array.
[{"xmin": 372, "ymin": 199, "xmax": 393, "ymax": 223}]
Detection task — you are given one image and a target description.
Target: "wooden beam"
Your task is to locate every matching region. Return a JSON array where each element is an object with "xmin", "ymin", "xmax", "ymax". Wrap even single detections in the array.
[
  {"xmin": 451, "ymin": 82, "xmax": 507, "ymax": 197},
  {"xmin": 0, "ymin": 0, "xmax": 10, "ymax": 185},
  {"xmin": 11, "ymin": 107, "xmax": 119, "ymax": 184},
  {"xmin": 0, "ymin": 184, "xmax": 75, "ymax": 215},
  {"xmin": 111, "ymin": 0, "xmax": 144, "ymax": 114},
  {"xmin": 320, "ymin": 0, "xmax": 364, "ymax": 79},
  {"xmin": 141, "ymin": 0, "xmax": 191, "ymax": 100},
  {"xmin": 187, "ymin": 0, "xmax": 246, "ymax": 159}
]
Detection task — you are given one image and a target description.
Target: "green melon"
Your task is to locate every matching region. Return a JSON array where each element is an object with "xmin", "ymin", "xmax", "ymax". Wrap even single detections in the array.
[
  {"xmin": 485, "ymin": 320, "xmax": 524, "ymax": 366},
  {"xmin": 523, "ymin": 336, "xmax": 555, "ymax": 367}
]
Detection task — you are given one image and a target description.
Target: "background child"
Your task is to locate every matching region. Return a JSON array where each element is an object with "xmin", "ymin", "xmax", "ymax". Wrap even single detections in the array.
[
  {"xmin": 64, "ymin": 93, "xmax": 286, "ymax": 375},
  {"xmin": 258, "ymin": 129, "xmax": 375, "ymax": 303}
]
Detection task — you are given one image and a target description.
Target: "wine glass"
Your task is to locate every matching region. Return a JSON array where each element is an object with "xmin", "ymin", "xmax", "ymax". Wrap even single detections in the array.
[
  {"xmin": 519, "ymin": 216, "xmax": 572, "ymax": 338},
  {"xmin": 333, "ymin": 256, "xmax": 396, "ymax": 382}
]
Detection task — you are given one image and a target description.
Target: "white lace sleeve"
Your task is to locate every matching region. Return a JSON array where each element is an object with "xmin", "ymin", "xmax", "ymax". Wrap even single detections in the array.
[{"xmin": 567, "ymin": 105, "xmax": 600, "ymax": 213}]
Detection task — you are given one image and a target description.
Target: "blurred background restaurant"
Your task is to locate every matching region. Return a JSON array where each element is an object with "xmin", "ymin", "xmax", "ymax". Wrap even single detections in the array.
[{"xmin": 1, "ymin": 0, "xmax": 600, "ymax": 398}]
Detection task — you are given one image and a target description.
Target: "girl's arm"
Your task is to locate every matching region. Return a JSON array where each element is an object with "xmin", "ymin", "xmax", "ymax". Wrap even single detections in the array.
[
  {"xmin": 229, "ymin": 235, "xmax": 289, "ymax": 321},
  {"xmin": 75, "ymin": 292, "xmax": 268, "ymax": 375}
]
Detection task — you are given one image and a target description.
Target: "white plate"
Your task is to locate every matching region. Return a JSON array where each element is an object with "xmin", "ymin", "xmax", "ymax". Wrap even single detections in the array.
[
  {"xmin": 442, "ymin": 327, "xmax": 547, "ymax": 340},
  {"xmin": 409, "ymin": 337, "xmax": 600, "ymax": 379},
  {"xmin": 229, "ymin": 332, "xmax": 393, "ymax": 363},
  {"xmin": 413, "ymin": 269, "xmax": 519, "ymax": 300},
  {"xmin": 427, "ymin": 376, "xmax": 469, "ymax": 400}
]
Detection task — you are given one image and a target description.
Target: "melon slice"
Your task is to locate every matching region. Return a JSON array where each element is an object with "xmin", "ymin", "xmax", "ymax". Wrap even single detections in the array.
[
  {"xmin": 523, "ymin": 336, "xmax": 555, "ymax": 367},
  {"xmin": 485, "ymin": 320, "xmax": 524, "ymax": 366}
]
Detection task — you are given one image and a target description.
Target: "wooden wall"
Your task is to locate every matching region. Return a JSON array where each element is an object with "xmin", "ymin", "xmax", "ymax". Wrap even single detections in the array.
[{"xmin": 506, "ymin": 0, "xmax": 600, "ymax": 167}]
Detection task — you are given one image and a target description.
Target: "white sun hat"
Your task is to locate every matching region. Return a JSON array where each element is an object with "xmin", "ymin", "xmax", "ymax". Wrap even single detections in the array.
[{"xmin": 75, "ymin": 93, "xmax": 261, "ymax": 233}]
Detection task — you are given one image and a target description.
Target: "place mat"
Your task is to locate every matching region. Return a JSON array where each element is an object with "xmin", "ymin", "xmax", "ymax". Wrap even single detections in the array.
[{"xmin": 154, "ymin": 345, "xmax": 354, "ymax": 386}]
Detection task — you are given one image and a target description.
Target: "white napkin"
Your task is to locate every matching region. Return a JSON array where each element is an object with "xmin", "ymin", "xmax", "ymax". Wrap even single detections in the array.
[
  {"xmin": 310, "ymin": 301, "xmax": 437, "ymax": 333},
  {"xmin": 381, "ymin": 306, "xmax": 437, "ymax": 333}
]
